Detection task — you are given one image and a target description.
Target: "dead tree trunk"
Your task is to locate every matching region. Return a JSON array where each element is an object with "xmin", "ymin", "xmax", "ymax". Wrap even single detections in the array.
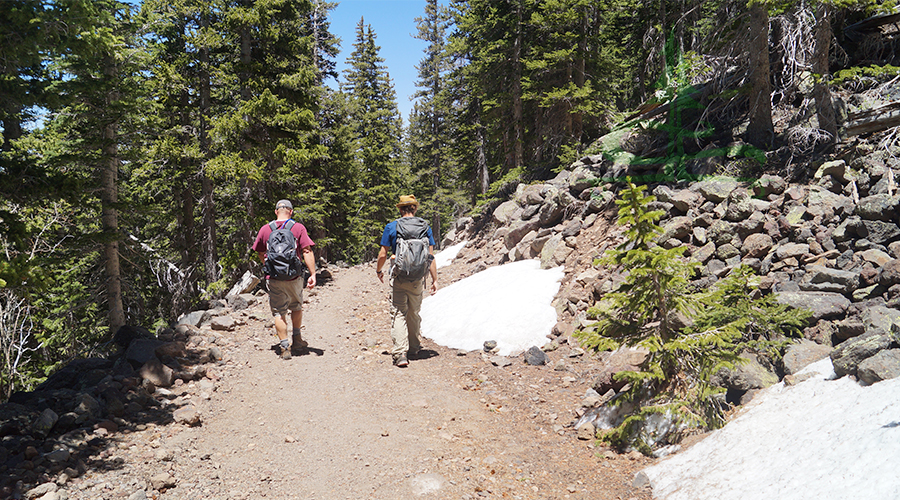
[
  {"xmin": 813, "ymin": 4, "xmax": 838, "ymax": 151},
  {"xmin": 745, "ymin": 3, "xmax": 774, "ymax": 148}
]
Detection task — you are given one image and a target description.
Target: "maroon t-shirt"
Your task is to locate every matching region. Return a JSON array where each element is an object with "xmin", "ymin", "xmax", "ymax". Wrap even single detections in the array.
[{"xmin": 252, "ymin": 219, "xmax": 315, "ymax": 260}]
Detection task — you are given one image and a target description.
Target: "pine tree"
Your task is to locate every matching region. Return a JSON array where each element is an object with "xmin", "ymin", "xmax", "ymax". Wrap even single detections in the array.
[
  {"xmin": 341, "ymin": 19, "xmax": 404, "ymax": 260},
  {"xmin": 409, "ymin": 0, "xmax": 457, "ymax": 245},
  {"xmin": 46, "ymin": 0, "xmax": 149, "ymax": 335},
  {"xmin": 576, "ymin": 182, "xmax": 809, "ymax": 452},
  {"xmin": 134, "ymin": 0, "xmax": 217, "ymax": 312},
  {"xmin": 451, "ymin": 0, "xmax": 529, "ymax": 177}
]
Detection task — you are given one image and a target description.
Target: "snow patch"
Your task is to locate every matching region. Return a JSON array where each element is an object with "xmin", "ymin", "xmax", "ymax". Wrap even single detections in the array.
[
  {"xmin": 435, "ymin": 241, "xmax": 466, "ymax": 269},
  {"xmin": 421, "ymin": 259, "xmax": 563, "ymax": 356},
  {"xmin": 639, "ymin": 357, "xmax": 900, "ymax": 500}
]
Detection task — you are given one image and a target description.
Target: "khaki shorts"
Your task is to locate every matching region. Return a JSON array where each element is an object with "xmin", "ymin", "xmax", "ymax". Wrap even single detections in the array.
[{"xmin": 267, "ymin": 278, "xmax": 304, "ymax": 316}]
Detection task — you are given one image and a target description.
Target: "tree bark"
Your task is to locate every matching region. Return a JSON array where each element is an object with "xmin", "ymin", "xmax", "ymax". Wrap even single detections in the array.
[
  {"xmin": 199, "ymin": 6, "xmax": 219, "ymax": 284},
  {"xmin": 101, "ymin": 55, "xmax": 125, "ymax": 334},
  {"xmin": 813, "ymin": 3, "xmax": 837, "ymax": 150},
  {"xmin": 744, "ymin": 3, "xmax": 774, "ymax": 148},
  {"xmin": 178, "ymin": 84, "xmax": 197, "ymax": 269},
  {"xmin": 475, "ymin": 104, "xmax": 489, "ymax": 196},
  {"xmin": 511, "ymin": 0, "xmax": 524, "ymax": 169}
]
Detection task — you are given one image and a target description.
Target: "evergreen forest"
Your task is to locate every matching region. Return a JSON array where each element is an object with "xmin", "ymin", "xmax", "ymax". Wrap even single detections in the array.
[{"xmin": 2, "ymin": 0, "xmax": 899, "ymax": 398}]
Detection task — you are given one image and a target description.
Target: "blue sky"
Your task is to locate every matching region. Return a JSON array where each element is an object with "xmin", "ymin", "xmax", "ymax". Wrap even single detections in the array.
[{"xmin": 328, "ymin": 0, "xmax": 432, "ymax": 122}]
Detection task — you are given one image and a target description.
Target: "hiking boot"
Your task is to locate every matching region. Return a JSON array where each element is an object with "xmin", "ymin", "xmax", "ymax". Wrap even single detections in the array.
[
  {"xmin": 280, "ymin": 347, "xmax": 292, "ymax": 360},
  {"xmin": 394, "ymin": 354, "xmax": 408, "ymax": 367},
  {"xmin": 408, "ymin": 347, "xmax": 420, "ymax": 360},
  {"xmin": 291, "ymin": 335, "xmax": 309, "ymax": 355}
]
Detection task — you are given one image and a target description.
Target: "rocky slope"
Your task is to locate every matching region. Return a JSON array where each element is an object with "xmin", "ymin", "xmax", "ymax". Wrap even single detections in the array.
[{"xmin": 441, "ymin": 151, "xmax": 900, "ymax": 443}]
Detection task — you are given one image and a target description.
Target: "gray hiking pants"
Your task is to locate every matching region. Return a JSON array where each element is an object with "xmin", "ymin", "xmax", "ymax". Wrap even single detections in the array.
[{"xmin": 390, "ymin": 278, "xmax": 424, "ymax": 358}]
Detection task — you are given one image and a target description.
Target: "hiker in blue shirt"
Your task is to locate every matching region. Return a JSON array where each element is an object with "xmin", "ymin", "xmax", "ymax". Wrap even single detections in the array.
[{"xmin": 375, "ymin": 195, "xmax": 438, "ymax": 367}]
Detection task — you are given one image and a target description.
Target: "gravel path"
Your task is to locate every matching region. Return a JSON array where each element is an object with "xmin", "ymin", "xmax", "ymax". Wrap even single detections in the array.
[{"xmin": 60, "ymin": 264, "xmax": 653, "ymax": 500}]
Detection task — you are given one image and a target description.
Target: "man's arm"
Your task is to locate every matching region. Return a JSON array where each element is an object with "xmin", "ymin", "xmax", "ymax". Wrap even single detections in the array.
[
  {"xmin": 302, "ymin": 246, "xmax": 316, "ymax": 289},
  {"xmin": 428, "ymin": 246, "xmax": 437, "ymax": 293},
  {"xmin": 376, "ymin": 246, "xmax": 388, "ymax": 283}
]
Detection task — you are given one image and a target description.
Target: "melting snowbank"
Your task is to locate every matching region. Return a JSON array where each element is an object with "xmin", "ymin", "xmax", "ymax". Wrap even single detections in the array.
[
  {"xmin": 421, "ymin": 259, "xmax": 564, "ymax": 356},
  {"xmin": 435, "ymin": 241, "xmax": 466, "ymax": 269},
  {"xmin": 638, "ymin": 358, "xmax": 900, "ymax": 500}
]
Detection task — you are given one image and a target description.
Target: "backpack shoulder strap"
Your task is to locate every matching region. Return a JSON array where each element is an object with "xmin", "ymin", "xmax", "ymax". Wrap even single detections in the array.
[{"xmin": 271, "ymin": 219, "xmax": 295, "ymax": 231}]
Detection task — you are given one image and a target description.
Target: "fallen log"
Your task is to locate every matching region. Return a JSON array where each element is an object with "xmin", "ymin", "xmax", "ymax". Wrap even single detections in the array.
[{"xmin": 844, "ymin": 101, "xmax": 900, "ymax": 137}]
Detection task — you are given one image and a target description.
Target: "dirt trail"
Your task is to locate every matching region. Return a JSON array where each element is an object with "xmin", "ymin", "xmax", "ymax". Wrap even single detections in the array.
[{"xmin": 67, "ymin": 263, "xmax": 654, "ymax": 499}]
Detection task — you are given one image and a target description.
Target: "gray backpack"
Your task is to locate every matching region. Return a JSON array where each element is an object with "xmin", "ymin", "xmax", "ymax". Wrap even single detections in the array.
[
  {"xmin": 265, "ymin": 220, "xmax": 302, "ymax": 280},
  {"xmin": 393, "ymin": 217, "xmax": 433, "ymax": 282}
]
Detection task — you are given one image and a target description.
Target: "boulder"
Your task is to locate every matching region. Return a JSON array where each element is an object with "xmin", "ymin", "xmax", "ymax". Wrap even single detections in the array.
[
  {"xmin": 668, "ymin": 190, "xmax": 703, "ymax": 213},
  {"xmin": 74, "ymin": 393, "xmax": 102, "ymax": 420},
  {"xmin": 835, "ymin": 319, "xmax": 866, "ymax": 342},
  {"xmin": 32, "ymin": 408, "xmax": 58, "ymax": 438},
  {"xmin": 517, "ymin": 184, "xmax": 546, "ymax": 206},
  {"xmin": 125, "ymin": 338, "xmax": 166, "ymax": 366},
  {"xmin": 775, "ymin": 243, "xmax": 809, "ymax": 260},
  {"xmin": 540, "ymin": 234, "xmax": 564, "ymax": 269},
  {"xmin": 504, "ymin": 219, "xmax": 540, "ymax": 249},
  {"xmin": 798, "ymin": 266, "xmax": 860, "ymax": 294},
  {"xmin": 561, "ymin": 219, "xmax": 583, "ymax": 238},
  {"xmin": 663, "ymin": 216, "xmax": 693, "ymax": 240},
  {"xmin": 855, "ymin": 194, "xmax": 898, "ymax": 221},
  {"xmin": 806, "ymin": 186, "xmax": 854, "ymax": 219},
  {"xmin": 742, "ymin": 233, "xmax": 774, "ymax": 258},
  {"xmin": 724, "ymin": 189, "xmax": 754, "ymax": 222},
  {"xmin": 693, "ymin": 242, "xmax": 717, "ymax": 263},
  {"xmin": 753, "ymin": 175, "xmax": 787, "ymax": 197},
  {"xmin": 858, "ymin": 249, "xmax": 893, "ymax": 268},
  {"xmin": 775, "ymin": 291, "xmax": 850, "ymax": 323},
  {"xmin": 210, "ymin": 315, "xmax": 236, "ymax": 331},
  {"xmin": 857, "ymin": 349, "xmax": 900, "ymax": 385},
  {"xmin": 832, "ymin": 216, "xmax": 864, "ymax": 242},
  {"xmin": 139, "ymin": 359, "xmax": 175, "ymax": 388},
  {"xmin": 592, "ymin": 347, "xmax": 649, "ymax": 393},
  {"xmin": 493, "ymin": 200, "xmax": 522, "ymax": 225},
  {"xmin": 860, "ymin": 220, "xmax": 900, "ymax": 244},
  {"xmin": 712, "ymin": 353, "xmax": 778, "ymax": 391},
  {"xmin": 830, "ymin": 329, "xmax": 898, "ymax": 378},
  {"xmin": 859, "ymin": 305, "xmax": 900, "ymax": 333},
  {"xmin": 707, "ymin": 220, "xmax": 736, "ymax": 246},
  {"xmin": 173, "ymin": 406, "xmax": 201, "ymax": 426},
  {"xmin": 693, "ymin": 179, "xmax": 740, "ymax": 203},
  {"xmin": 568, "ymin": 166, "xmax": 598, "ymax": 193},
  {"xmin": 879, "ymin": 259, "xmax": 900, "ymax": 287},
  {"xmin": 538, "ymin": 196, "xmax": 567, "ymax": 227},
  {"xmin": 227, "ymin": 294, "xmax": 249, "ymax": 311},
  {"xmin": 782, "ymin": 340, "xmax": 833, "ymax": 376},
  {"xmin": 150, "ymin": 472, "xmax": 177, "ymax": 490},
  {"xmin": 176, "ymin": 310, "xmax": 205, "ymax": 327},
  {"xmin": 814, "ymin": 159, "xmax": 847, "ymax": 181},
  {"xmin": 524, "ymin": 346, "xmax": 549, "ymax": 366}
]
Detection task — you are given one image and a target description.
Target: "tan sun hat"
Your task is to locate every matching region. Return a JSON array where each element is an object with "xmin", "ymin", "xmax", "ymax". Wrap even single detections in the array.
[{"xmin": 395, "ymin": 195, "xmax": 419, "ymax": 208}]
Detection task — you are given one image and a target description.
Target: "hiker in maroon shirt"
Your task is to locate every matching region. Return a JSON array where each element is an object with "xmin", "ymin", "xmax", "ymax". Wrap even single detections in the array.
[{"xmin": 252, "ymin": 199, "xmax": 316, "ymax": 360}]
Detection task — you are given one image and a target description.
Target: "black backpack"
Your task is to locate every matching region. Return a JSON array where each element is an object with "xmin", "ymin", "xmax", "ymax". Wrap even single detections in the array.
[
  {"xmin": 393, "ymin": 217, "xmax": 434, "ymax": 282},
  {"xmin": 265, "ymin": 220, "xmax": 302, "ymax": 280}
]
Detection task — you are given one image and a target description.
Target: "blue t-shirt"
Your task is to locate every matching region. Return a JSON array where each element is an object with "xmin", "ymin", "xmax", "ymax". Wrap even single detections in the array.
[{"xmin": 380, "ymin": 218, "xmax": 436, "ymax": 253}]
